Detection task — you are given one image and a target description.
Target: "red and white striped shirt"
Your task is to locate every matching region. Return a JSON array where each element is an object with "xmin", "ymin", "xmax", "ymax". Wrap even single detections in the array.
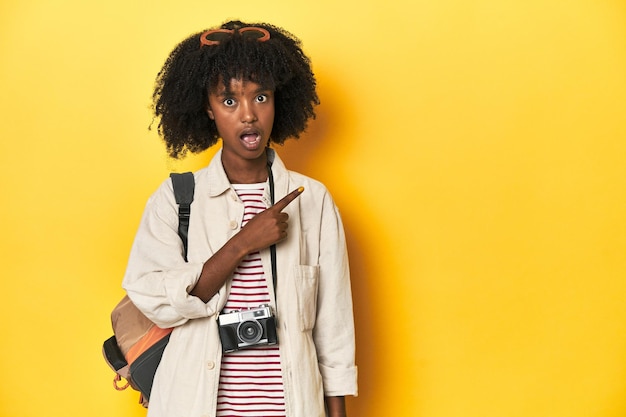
[{"xmin": 216, "ymin": 183, "xmax": 285, "ymax": 417}]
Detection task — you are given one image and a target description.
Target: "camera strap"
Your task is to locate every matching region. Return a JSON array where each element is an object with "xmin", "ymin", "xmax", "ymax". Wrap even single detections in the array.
[{"xmin": 267, "ymin": 163, "xmax": 278, "ymax": 302}]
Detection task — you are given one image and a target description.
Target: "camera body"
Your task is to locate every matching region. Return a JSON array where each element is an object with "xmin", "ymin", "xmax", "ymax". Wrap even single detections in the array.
[{"xmin": 218, "ymin": 305, "xmax": 278, "ymax": 353}]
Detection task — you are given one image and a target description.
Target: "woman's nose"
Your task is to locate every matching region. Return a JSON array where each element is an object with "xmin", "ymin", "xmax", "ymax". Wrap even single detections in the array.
[{"xmin": 240, "ymin": 102, "xmax": 258, "ymax": 123}]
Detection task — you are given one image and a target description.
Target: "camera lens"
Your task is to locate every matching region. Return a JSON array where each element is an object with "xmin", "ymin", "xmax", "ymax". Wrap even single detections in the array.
[{"xmin": 237, "ymin": 320, "xmax": 263, "ymax": 344}]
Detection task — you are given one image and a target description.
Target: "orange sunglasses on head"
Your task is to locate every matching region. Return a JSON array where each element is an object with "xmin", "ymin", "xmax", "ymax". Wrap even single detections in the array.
[{"xmin": 199, "ymin": 27, "xmax": 270, "ymax": 47}]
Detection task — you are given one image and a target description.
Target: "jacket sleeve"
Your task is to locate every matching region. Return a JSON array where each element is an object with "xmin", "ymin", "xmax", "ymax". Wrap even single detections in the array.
[
  {"xmin": 122, "ymin": 179, "xmax": 218, "ymax": 328},
  {"xmin": 314, "ymin": 190, "xmax": 359, "ymax": 396}
]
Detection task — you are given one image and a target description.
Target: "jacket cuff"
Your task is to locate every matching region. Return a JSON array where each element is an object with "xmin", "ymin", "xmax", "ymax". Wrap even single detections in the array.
[
  {"xmin": 164, "ymin": 262, "xmax": 219, "ymax": 318},
  {"xmin": 319, "ymin": 363, "xmax": 358, "ymax": 397}
]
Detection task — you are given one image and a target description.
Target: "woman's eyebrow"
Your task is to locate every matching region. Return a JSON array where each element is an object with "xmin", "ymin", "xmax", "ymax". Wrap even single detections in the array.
[
  {"xmin": 213, "ymin": 88, "xmax": 233, "ymax": 98},
  {"xmin": 253, "ymin": 86, "xmax": 274, "ymax": 94}
]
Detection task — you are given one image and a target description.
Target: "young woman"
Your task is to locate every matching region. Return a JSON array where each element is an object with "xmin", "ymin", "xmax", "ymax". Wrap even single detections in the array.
[{"xmin": 122, "ymin": 20, "xmax": 357, "ymax": 417}]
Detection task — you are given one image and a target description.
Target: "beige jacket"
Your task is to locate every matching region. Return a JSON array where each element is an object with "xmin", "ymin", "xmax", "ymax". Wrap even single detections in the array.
[{"xmin": 123, "ymin": 149, "xmax": 357, "ymax": 417}]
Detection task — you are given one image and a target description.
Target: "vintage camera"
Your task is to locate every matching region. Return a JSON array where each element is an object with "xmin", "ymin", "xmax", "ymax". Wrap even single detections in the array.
[{"xmin": 218, "ymin": 305, "xmax": 278, "ymax": 353}]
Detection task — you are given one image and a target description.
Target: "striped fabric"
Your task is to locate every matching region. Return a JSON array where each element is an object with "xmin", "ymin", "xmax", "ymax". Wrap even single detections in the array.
[{"xmin": 216, "ymin": 183, "xmax": 286, "ymax": 417}]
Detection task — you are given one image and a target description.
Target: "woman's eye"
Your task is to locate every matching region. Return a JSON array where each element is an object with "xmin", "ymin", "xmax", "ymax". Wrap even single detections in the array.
[
  {"xmin": 224, "ymin": 98, "xmax": 235, "ymax": 106},
  {"xmin": 256, "ymin": 94, "xmax": 267, "ymax": 103}
]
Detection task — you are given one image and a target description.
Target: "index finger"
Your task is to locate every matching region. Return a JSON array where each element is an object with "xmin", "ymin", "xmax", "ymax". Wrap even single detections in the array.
[{"xmin": 272, "ymin": 186, "xmax": 304, "ymax": 211}]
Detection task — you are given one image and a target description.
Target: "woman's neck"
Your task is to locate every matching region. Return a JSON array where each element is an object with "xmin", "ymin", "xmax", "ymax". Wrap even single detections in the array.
[{"xmin": 221, "ymin": 154, "xmax": 268, "ymax": 184}]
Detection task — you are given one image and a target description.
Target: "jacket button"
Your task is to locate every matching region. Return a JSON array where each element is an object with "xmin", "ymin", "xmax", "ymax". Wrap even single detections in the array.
[
  {"xmin": 229, "ymin": 220, "xmax": 238, "ymax": 229},
  {"xmin": 207, "ymin": 361, "xmax": 215, "ymax": 370}
]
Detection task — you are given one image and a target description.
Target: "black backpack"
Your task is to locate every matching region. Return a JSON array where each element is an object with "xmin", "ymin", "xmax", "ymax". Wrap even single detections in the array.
[{"xmin": 102, "ymin": 172, "xmax": 194, "ymax": 407}]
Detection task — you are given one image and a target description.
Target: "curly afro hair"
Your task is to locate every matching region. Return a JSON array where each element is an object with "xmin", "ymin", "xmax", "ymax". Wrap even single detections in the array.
[{"xmin": 152, "ymin": 20, "xmax": 320, "ymax": 158}]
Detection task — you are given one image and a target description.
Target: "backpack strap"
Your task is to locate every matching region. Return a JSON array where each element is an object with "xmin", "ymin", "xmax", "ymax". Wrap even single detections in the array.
[{"xmin": 170, "ymin": 172, "xmax": 195, "ymax": 262}]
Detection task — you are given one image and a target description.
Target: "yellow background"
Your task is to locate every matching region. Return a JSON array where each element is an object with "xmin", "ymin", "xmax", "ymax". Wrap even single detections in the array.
[{"xmin": 1, "ymin": 0, "xmax": 625, "ymax": 416}]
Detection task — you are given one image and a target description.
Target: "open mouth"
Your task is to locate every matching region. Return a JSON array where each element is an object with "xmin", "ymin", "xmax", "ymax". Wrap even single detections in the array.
[{"xmin": 240, "ymin": 132, "xmax": 261, "ymax": 149}]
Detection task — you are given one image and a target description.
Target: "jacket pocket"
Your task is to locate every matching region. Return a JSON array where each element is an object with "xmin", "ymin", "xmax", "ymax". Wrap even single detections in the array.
[{"xmin": 293, "ymin": 265, "xmax": 319, "ymax": 331}]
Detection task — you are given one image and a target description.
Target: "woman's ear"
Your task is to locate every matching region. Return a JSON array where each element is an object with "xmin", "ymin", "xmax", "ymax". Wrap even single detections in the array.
[{"xmin": 206, "ymin": 106, "xmax": 214, "ymax": 120}]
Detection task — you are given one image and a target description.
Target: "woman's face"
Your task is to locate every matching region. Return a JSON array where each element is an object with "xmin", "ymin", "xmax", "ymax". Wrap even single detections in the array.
[{"xmin": 207, "ymin": 78, "xmax": 275, "ymax": 165}]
